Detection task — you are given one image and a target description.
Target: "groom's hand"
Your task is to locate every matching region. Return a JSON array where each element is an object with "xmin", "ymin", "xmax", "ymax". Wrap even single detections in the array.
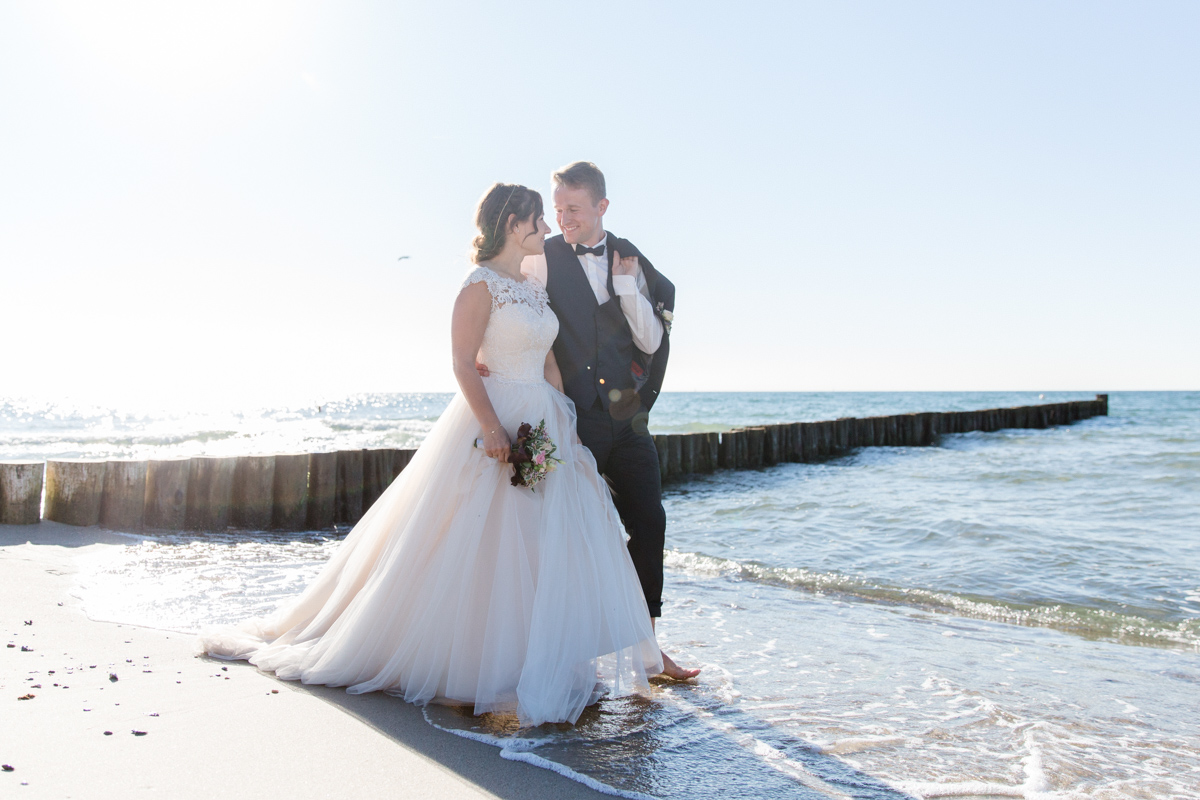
[
  {"xmin": 475, "ymin": 361, "xmax": 490, "ymax": 377},
  {"xmin": 611, "ymin": 249, "xmax": 639, "ymax": 277}
]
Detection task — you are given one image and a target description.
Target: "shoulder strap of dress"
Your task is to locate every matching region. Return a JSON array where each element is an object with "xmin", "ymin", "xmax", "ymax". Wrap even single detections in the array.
[{"xmin": 462, "ymin": 265, "xmax": 497, "ymax": 291}]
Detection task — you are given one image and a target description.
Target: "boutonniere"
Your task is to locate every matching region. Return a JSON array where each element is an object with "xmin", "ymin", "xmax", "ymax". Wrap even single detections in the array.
[{"xmin": 655, "ymin": 302, "xmax": 673, "ymax": 335}]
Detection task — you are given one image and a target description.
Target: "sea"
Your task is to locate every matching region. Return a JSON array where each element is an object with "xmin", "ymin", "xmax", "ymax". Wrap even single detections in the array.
[{"xmin": 3, "ymin": 391, "xmax": 1198, "ymax": 799}]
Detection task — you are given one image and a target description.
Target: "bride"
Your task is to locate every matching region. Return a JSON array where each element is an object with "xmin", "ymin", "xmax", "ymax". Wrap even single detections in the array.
[{"xmin": 200, "ymin": 183, "xmax": 663, "ymax": 726}]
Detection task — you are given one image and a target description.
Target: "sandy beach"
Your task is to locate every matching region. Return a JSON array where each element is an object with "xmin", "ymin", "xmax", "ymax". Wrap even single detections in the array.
[{"xmin": 0, "ymin": 522, "xmax": 611, "ymax": 800}]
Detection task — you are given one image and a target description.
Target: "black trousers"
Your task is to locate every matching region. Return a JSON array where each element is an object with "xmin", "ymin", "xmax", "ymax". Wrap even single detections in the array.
[{"xmin": 575, "ymin": 399, "xmax": 666, "ymax": 617}]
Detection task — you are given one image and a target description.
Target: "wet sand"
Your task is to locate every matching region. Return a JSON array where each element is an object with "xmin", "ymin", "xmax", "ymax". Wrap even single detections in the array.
[{"xmin": 0, "ymin": 522, "xmax": 610, "ymax": 800}]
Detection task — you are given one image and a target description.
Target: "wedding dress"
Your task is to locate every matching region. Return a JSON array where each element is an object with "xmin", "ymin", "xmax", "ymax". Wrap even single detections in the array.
[{"xmin": 200, "ymin": 266, "xmax": 663, "ymax": 726}]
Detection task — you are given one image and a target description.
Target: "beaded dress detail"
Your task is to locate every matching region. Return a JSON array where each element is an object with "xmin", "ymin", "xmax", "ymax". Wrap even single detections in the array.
[{"xmin": 200, "ymin": 263, "xmax": 662, "ymax": 727}]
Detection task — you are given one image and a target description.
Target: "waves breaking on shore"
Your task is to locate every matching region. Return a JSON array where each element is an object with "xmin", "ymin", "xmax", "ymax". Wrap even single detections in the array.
[{"xmin": 38, "ymin": 391, "xmax": 1200, "ymax": 798}]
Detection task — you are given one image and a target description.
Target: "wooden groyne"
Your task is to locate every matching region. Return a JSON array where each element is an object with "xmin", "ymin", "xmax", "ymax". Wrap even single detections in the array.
[
  {"xmin": 0, "ymin": 450, "xmax": 418, "ymax": 533},
  {"xmin": 651, "ymin": 394, "xmax": 1109, "ymax": 481},
  {"xmin": 0, "ymin": 395, "xmax": 1107, "ymax": 531}
]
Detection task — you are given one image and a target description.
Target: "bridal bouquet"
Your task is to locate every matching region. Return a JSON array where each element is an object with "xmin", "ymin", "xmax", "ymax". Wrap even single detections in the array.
[
  {"xmin": 475, "ymin": 420, "xmax": 562, "ymax": 490},
  {"xmin": 508, "ymin": 420, "xmax": 562, "ymax": 489}
]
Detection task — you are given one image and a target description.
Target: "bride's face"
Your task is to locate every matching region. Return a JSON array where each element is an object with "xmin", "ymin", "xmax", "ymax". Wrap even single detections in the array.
[{"xmin": 513, "ymin": 214, "xmax": 551, "ymax": 256}]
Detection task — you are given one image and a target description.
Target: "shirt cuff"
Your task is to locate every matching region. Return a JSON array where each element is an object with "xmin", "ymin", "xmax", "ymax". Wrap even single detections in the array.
[{"xmin": 612, "ymin": 274, "xmax": 640, "ymax": 296}]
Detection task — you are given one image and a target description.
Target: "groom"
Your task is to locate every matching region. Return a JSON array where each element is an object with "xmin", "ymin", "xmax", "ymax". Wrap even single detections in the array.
[{"xmin": 507, "ymin": 161, "xmax": 697, "ymax": 680}]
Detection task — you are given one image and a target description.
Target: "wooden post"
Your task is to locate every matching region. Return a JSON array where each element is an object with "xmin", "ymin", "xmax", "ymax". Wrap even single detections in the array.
[
  {"xmin": 678, "ymin": 434, "xmax": 696, "ymax": 475},
  {"xmin": 745, "ymin": 427, "xmax": 766, "ymax": 468},
  {"xmin": 940, "ymin": 412, "xmax": 956, "ymax": 435},
  {"xmin": 666, "ymin": 435, "xmax": 682, "ymax": 479},
  {"xmin": 912, "ymin": 414, "xmax": 927, "ymax": 445},
  {"xmin": 186, "ymin": 457, "xmax": 236, "ymax": 531},
  {"xmin": 916, "ymin": 413, "xmax": 932, "ymax": 444},
  {"xmin": 272, "ymin": 454, "xmax": 309, "ymax": 530},
  {"xmin": 100, "ymin": 460, "xmax": 147, "ymax": 531},
  {"xmin": 653, "ymin": 435, "xmax": 670, "ymax": 481},
  {"xmin": 853, "ymin": 418, "xmax": 870, "ymax": 448},
  {"xmin": 842, "ymin": 418, "xmax": 858, "ymax": 450},
  {"xmin": 874, "ymin": 417, "xmax": 889, "ymax": 445},
  {"xmin": 918, "ymin": 413, "xmax": 935, "ymax": 445},
  {"xmin": 797, "ymin": 423, "xmax": 815, "ymax": 461},
  {"xmin": 45, "ymin": 460, "xmax": 107, "ymax": 527},
  {"xmin": 873, "ymin": 416, "xmax": 888, "ymax": 444},
  {"xmin": 306, "ymin": 452, "xmax": 337, "ymax": 530},
  {"xmin": 761, "ymin": 426, "xmax": 779, "ymax": 466},
  {"xmin": 393, "ymin": 449, "xmax": 417, "ymax": 480},
  {"xmin": 143, "ymin": 460, "xmax": 189, "ymax": 530},
  {"xmin": 232, "ymin": 455, "xmax": 275, "ymax": 531},
  {"xmin": 810, "ymin": 421, "xmax": 827, "ymax": 457},
  {"xmin": 0, "ymin": 462, "xmax": 44, "ymax": 525},
  {"xmin": 1096, "ymin": 393, "xmax": 1108, "ymax": 415},
  {"xmin": 718, "ymin": 431, "xmax": 740, "ymax": 469},
  {"xmin": 787, "ymin": 423, "xmax": 804, "ymax": 462},
  {"xmin": 827, "ymin": 420, "xmax": 841, "ymax": 453},
  {"xmin": 778, "ymin": 424, "xmax": 792, "ymax": 463},
  {"xmin": 702, "ymin": 432, "xmax": 719, "ymax": 473},
  {"xmin": 362, "ymin": 449, "xmax": 395, "ymax": 511},
  {"xmin": 336, "ymin": 449, "xmax": 364, "ymax": 525}
]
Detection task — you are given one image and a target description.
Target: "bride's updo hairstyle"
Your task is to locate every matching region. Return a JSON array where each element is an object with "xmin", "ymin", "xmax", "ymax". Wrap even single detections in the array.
[{"xmin": 471, "ymin": 183, "xmax": 544, "ymax": 264}]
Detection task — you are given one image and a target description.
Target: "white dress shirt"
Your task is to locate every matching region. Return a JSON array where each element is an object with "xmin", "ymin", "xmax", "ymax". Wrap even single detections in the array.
[{"xmin": 522, "ymin": 235, "xmax": 665, "ymax": 354}]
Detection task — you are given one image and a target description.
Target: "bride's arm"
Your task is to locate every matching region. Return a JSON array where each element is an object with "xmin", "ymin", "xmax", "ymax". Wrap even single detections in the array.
[
  {"xmin": 544, "ymin": 350, "xmax": 564, "ymax": 393},
  {"xmin": 451, "ymin": 282, "xmax": 511, "ymax": 462}
]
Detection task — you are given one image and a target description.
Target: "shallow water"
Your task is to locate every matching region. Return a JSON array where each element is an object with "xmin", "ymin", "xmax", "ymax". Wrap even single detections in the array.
[{"xmin": 21, "ymin": 391, "xmax": 1200, "ymax": 798}]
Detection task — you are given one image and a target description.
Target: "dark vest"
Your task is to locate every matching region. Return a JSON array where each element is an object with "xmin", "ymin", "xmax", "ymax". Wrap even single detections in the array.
[{"xmin": 544, "ymin": 233, "xmax": 673, "ymax": 415}]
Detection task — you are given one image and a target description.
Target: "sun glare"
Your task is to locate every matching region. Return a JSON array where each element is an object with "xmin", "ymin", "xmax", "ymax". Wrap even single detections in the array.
[{"xmin": 49, "ymin": 0, "xmax": 298, "ymax": 95}]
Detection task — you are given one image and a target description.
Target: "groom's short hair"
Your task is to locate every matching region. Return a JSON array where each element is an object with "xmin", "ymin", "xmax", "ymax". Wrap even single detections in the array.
[{"xmin": 552, "ymin": 161, "xmax": 606, "ymax": 205}]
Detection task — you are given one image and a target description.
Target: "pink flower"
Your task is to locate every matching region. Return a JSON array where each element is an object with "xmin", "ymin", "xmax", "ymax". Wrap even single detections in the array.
[{"xmin": 534, "ymin": 452, "xmax": 546, "ymax": 465}]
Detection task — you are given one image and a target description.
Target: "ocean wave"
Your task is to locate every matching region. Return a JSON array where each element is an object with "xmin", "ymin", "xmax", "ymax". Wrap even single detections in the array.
[{"xmin": 664, "ymin": 550, "xmax": 1200, "ymax": 651}]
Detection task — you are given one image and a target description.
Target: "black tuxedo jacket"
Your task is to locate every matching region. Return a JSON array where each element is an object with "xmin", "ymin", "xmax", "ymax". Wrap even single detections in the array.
[{"xmin": 542, "ymin": 232, "xmax": 675, "ymax": 413}]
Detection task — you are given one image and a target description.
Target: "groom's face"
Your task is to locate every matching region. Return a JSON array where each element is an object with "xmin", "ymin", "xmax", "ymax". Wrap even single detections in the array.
[{"xmin": 553, "ymin": 184, "xmax": 608, "ymax": 247}]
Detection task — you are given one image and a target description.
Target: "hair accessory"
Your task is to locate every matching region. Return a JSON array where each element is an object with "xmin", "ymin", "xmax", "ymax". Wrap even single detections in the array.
[{"xmin": 492, "ymin": 186, "xmax": 518, "ymax": 240}]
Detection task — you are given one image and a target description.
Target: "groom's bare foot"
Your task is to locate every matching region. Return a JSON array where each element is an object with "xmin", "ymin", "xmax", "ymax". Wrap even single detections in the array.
[{"xmin": 659, "ymin": 650, "xmax": 700, "ymax": 680}]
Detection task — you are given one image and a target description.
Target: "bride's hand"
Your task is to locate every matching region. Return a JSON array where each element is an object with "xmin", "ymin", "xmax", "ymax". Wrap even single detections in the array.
[{"xmin": 483, "ymin": 428, "xmax": 511, "ymax": 462}]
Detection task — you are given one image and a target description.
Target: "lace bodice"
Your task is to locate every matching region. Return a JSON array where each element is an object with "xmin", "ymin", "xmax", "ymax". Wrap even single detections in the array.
[{"xmin": 462, "ymin": 266, "xmax": 558, "ymax": 384}]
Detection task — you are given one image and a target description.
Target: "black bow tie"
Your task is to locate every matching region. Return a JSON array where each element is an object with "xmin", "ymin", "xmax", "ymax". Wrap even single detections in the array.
[{"xmin": 574, "ymin": 243, "xmax": 605, "ymax": 257}]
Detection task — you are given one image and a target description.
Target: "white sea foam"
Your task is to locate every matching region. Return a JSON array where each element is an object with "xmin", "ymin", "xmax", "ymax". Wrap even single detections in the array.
[{"xmin": 420, "ymin": 708, "xmax": 661, "ymax": 800}]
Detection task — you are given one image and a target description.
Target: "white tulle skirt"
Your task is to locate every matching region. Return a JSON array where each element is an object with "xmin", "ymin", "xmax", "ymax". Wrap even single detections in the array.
[{"xmin": 199, "ymin": 377, "xmax": 663, "ymax": 726}]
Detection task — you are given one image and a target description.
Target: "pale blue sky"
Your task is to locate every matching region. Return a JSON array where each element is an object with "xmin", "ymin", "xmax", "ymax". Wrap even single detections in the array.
[{"xmin": 2, "ymin": 1, "xmax": 1196, "ymax": 404}]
